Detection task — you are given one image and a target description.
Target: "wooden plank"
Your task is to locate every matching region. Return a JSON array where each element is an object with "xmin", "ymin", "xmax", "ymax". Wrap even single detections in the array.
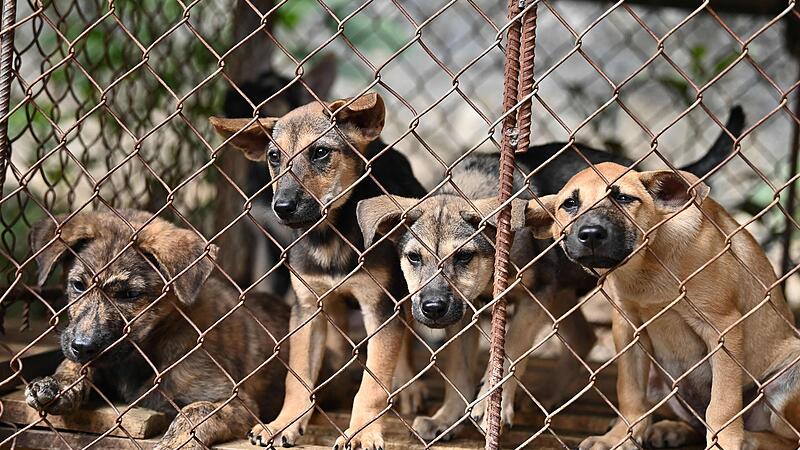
[
  {"xmin": 0, "ymin": 318, "xmax": 63, "ymax": 393},
  {"xmin": 0, "ymin": 390, "xmax": 169, "ymax": 439},
  {"xmin": 0, "ymin": 426, "xmax": 159, "ymax": 450}
]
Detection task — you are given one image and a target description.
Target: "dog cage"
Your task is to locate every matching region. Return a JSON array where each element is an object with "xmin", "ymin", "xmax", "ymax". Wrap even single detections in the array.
[{"xmin": 0, "ymin": 0, "xmax": 798, "ymax": 449}]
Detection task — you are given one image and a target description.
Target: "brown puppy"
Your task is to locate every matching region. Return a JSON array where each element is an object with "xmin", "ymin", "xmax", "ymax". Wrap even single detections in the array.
[
  {"xmin": 357, "ymin": 163, "xmax": 596, "ymax": 440},
  {"xmin": 210, "ymin": 93, "xmax": 426, "ymax": 449},
  {"xmin": 25, "ymin": 210, "xmax": 288, "ymax": 450},
  {"xmin": 526, "ymin": 162, "xmax": 800, "ymax": 450}
]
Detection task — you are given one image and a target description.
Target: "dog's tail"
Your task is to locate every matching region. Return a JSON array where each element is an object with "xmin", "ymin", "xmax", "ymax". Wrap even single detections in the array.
[{"xmin": 679, "ymin": 105, "xmax": 744, "ymax": 177}]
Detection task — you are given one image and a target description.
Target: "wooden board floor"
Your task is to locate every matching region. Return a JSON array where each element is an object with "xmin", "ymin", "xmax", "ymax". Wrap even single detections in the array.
[{"xmin": 0, "ymin": 357, "xmax": 705, "ymax": 450}]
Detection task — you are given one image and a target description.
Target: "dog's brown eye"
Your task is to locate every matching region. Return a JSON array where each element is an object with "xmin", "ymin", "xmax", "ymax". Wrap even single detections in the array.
[
  {"xmin": 118, "ymin": 290, "xmax": 142, "ymax": 301},
  {"xmin": 267, "ymin": 149, "xmax": 280, "ymax": 165},
  {"xmin": 69, "ymin": 279, "xmax": 86, "ymax": 293},
  {"xmin": 312, "ymin": 146, "xmax": 332, "ymax": 161},
  {"xmin": 614, "ymin": 193, "xmax": 636, "ymax": 204},
  {"xmin": 454, "ymin": 250, "xmax": 474, "ymax": 265},
  {"xmin": 406, "ymin": 252, "xmax": 422, "ymax": 265},
  {"xmin": 560, "ymin": 198, "xmax": 578, "ymax": 211}
]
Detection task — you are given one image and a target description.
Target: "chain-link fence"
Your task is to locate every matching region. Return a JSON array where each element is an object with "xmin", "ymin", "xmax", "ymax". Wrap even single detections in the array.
[{"xmin": 0, "ymin": 0, "xmax": 798, "ymax": 449}]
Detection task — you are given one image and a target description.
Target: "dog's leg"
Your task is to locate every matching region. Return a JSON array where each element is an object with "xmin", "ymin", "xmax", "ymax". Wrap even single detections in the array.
[
  {"xmin": 334, "ymin": 289, "xmax": 403, "ymax": 450},
  {"xmin": 536, "ymin": 288, "xmax": 596, "ymax": 409},
  {"xmin": 250, "ymin": 278, "xmax": 327, "ymax": 447},
  {"xmin": 697, "ymin": 312, "xmax": 745, "ymax": 450},
  {"xmin": 471, "ymin": 295, "xmax": 545, "ymax": 431},
  {"xmin": 25, "ymin": 359, "xmax": 92, "ymax": 415},
  {"xmin": 413, "ymin": 321, "xmax": 479, "ymax": 441},
  {"xmin": 579, "ymin": 308, "xmax": 652, "ymax": 450},
  {"xmin": 156, "ymin": 394, "xmax": 259, "ymax": 450},
  {"xmin": 741, "ymin": 431, "xmax": 797, "ymax": 450},
  {"xmin": 394, "ymin": 325, "xmax": 427, "ymax": 415}
]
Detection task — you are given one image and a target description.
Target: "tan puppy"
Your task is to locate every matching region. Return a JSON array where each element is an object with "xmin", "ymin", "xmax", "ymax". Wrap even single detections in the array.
[{"xmin": 526, "ymin": 162, "xmax": 800, "ymax": 450}]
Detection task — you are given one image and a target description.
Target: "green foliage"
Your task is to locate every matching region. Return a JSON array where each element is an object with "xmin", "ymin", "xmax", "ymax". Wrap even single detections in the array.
[
  {"xmin": 656, "ymin": 44, "xmax": 740, "ymax": 106},
  {"xmin": 274, "ymin": 0, "xmax": 406, "ymax": 56}
]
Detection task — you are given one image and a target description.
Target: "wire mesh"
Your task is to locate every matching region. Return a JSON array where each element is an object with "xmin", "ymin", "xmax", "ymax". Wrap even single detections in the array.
[{"xmin": 0, "ymin": 1, "xmax": 797, "ymax": 450}]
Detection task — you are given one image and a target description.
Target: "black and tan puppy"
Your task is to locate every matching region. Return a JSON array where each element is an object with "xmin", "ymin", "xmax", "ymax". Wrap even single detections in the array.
[
  {"xmin": 357, "ymin": 163, "xmax": 597, "ymax": 440},
  {"xmin": 25, "ymin": 210, "xmax": 288, "ymax": 450},
  {"xmin": 527, "ymin": 162, "xmax": 800, "ymax": 450},
  {"xmin": 210, "ymin": 92, "xmax": 426, "ymax": 449},
  {"xmin": 356, "ymin": 107, "xmax": 744, "ymax": 440}
]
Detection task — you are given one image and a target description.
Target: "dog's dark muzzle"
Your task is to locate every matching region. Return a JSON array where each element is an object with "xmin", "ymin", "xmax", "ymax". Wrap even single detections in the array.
[
  {"xmin": 564, "ymin": 211, "xmax": 632, "ymax": 269},
  {"xmin": 272, "ymin": 189, "xmax": 321, "ymax": 227},
  {"xmin": 61, "ymin": 322, "xmax": 127, "ymax": 366},
  {"xmin": 411, "ymin": 281, "xmax": 464, "ymax": 328}
]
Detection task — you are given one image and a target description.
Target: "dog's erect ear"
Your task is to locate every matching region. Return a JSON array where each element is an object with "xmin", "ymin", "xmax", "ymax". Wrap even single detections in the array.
[
  {"xmin": 461, "ymin": 197, "xmax": 527, "ymax": 233},
  {"xmin": 357, "ymin": 195, "xmax": 421, "ymax": 247},
  {"xmin": 328, "ymin": 92, "xmax": 385, "ymax": 143},
  {"xmin": 299, "ymin": 54, "xmax": 338, "ymax": 103},
  {"xmin": 30, "ymin": 214, "xmax": 97, "ymax": 287},
  {"xmin": 525, "ymin": 195, "xmax": 557, "ymax": 239},
  {"xmin": 138, "ymin": 221, "xmax": 219, "ymax": 305},
  {"xmin": 639, "ymin": 170, "xmax": 710, "ymax": 212},
  {"xmin": 208, "ymin": 117, "xmax": 277, "ymax": 161}
]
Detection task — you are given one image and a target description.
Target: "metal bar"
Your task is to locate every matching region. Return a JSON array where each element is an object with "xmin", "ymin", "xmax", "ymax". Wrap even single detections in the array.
[
  {"xmin": 515, "ymin": 2, "xmax": 537, "ymax": 153},
  {"xmin": 0, "ymin": 0, "xmax": 17, "ymax": 193},
  {"xmin": 485, "ymin": 0, "xmax": 530, "ymax": 447}
]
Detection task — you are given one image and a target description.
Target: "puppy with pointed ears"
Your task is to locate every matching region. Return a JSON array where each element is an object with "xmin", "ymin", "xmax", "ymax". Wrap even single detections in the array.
[
  {"xmin": 526, "ymin": 162, "xmax": 800, "ymax": 450},
  {"xmin": 25, "ymin": 210, "xmax": 289, "ymax": 450},
  {"xmin": 210, "ymin": 92, "xmax": 426, "ymax": 450}
]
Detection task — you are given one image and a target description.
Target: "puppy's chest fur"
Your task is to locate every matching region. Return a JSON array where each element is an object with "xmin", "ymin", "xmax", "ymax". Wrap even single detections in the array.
[
  {"xmin": 291, "ymin": 225, "xmax": 358, "ymax": 276},
  {"xmin": 288, "ymin": 143, "xmax": 425, "ymax": 290}
]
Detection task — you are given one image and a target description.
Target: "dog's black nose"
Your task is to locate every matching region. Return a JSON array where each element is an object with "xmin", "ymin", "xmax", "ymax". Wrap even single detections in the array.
[
  {"xmin": 70, "ymin": 338, "xmax": 100, "ymax": 360},
  {"xmin": 420, "ymin": 299, "xmax": 448, "ymax": 320},
  {"xmin": 273, "ymin": 199, "xmax": 298, "ymax": 217},
  {"xmin": 577, "ymin": 225, "xmax": 607, "ymax": 246}
]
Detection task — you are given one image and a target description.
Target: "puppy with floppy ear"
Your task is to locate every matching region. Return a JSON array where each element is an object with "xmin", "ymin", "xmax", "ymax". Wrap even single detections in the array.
[
  {"xmin": 25, "ymin": 210, "xmax": 289, "ymax": 450},
  {"xmin": 527, "ymin": 162, "xmax": 800, "ymax": 450},
  {"xmin": 357, "ymin": 184, "xmax": 596, "ymax": 440},
  {"xmin": 210, "ymin": 93, "xmax": 427, "ymax": 449}
]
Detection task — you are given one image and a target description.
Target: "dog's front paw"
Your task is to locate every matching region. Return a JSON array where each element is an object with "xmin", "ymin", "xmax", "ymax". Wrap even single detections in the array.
[
  {"xmin": 248, "ymin": 417, "xmax": 307, "ymax": 448},
  {"xmin": 412, "ymin": 415, "xmax": 456, "ymax": 441},
  {"xmin": 470, "ymin": 397, "xmax": 487, "ymax": 425},
  {"xmin": 578, "ymin": 434, "xmax": 642, "ymax": 450},
  {"xmin": 25, "ymin": 376, "xmax": 74, "ymax": 415},
  {"xmin": 645, "ymin": 420, "xmax": 701, "ymax": 448},
  {"xmin": 471, "ymin": 396, "xmax": 514, "ymax": 432},
  {"xmin": 333, "ymin": 422, "xmax": 384, "ymax": 450}
]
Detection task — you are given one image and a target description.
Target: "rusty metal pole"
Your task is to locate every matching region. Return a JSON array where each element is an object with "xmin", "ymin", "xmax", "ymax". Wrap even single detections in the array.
[
  {"xmin": 0, "ymin": 0, "xmax": 17, "ymax": 193},
  {"xmin": 485, "ymin": 1, "xmax": 537, "ymax": 449},
  {"xmin": 515, "ymin": 4, "xmax": 537, "ymax": 153}
]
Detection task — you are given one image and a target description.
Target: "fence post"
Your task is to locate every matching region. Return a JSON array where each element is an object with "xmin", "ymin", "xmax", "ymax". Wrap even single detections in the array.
[
  {"xmin": 0, "ymin": 0, "xmax": 16, "ymax": 194},
  {"xmin": 485, "ymin": 0, "xmax": 537, "ymax": 448}
]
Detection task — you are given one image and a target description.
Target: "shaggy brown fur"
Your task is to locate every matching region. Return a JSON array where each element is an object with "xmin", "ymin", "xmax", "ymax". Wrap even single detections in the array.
[{"xmin": 25, "ymin": 210, "xmax": 288, "ymax": 450}]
